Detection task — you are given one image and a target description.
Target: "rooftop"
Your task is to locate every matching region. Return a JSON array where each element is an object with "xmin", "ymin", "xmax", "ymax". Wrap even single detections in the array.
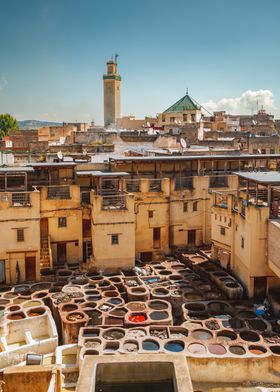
[
  {"xmin": 163, "ymin": 93, "xmax": 201, "ymax": 113},
  {"xmin": 234, "ymin": 171, "xmax": 280, "ymax": 185}
]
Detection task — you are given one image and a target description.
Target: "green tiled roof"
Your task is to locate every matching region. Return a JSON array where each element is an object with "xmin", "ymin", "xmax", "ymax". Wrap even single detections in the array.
[{"xmin": 163, "ymin": 93, "xmax": 200, "ymax": 113}]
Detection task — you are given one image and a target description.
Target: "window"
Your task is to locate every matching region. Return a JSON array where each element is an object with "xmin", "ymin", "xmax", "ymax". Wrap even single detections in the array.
[
  {"xmin": 148, "ymin": 210, "xmax": 154, "ymax": 218},
  {"xmin": 224, "ymin": 216, "xmax": 227, "ymax": 223},
  {"xmin": 220, "ymin": 227, "xmax": 226, "ymax": 236},
  {"xmin": 170, "ymin": 117, "xmax": 176, "ymax": 123},
  {"xmin": 17, "ymin": 229, "xmax": 24, "ymax": 242},
  {"xmin": 111, "ymin": 234, "xmax": 119, "ymax": 245},
  {"xmin": 193, "ymin": 201, "xmax": 198, "ymax": 212},
  {"xmin": 241, "ymin": 236, "xmax": 245, "ymax": 248},
  {"xmin": 183, "ymin": 202, "xmax": 188, "ymax": 212},
  {"xmin": 270, "ymin": 149, "xmax": 275, "ymax": 154},
  {"xmin": 153, "ymin": 228, "xmax": 161, "ymax": 249},
  {"xmin": 215, "ymin": 214, "xmax": 217, "ymax": 220},
  {"xmin": 261, "ymin": 149, "xmax": 266, "ymax": 154},
  {"xmin": 58, "ymin": 217, "xmax": 67, "ymax": 227}
]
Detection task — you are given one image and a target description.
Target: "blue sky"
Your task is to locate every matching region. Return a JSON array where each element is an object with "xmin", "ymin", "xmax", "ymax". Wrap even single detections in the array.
[{"xmin": 0, "ymin": 0, "xmax": 280, "ymax": 124}]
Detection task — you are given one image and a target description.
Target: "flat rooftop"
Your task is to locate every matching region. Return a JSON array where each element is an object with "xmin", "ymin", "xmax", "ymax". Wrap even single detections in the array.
[{"xmin": 234, "ymin": 171, "xmax": 280, "ymax": 185}]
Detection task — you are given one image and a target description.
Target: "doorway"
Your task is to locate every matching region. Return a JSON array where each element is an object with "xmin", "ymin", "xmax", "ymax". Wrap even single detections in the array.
[
  {"xmin": 57, "ymin": 243, "xmax": 67, "ymax": 265},
  {"xmin": 153, "ymin": 228, "xmax": 161, "ymax": 249},
  {"xmin": 0, "ymin": 261, "xmax": 5, "ymax": 283},
  {"xmin": 40, "ymin": 218, "xmax": 49, "ymax": 237},
  {"xmin": 25, "ymin": 256, "xmax": 36, "ymax": 281},
  {"xmin": 188, "ymin": 230, "xmax": 196, "ymax": 245},
  {"xmin": 254, "ymin": 277, "xmax": 267, "ymax": 301}
]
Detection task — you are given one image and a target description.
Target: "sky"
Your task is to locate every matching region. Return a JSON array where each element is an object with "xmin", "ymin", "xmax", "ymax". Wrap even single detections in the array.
[{"xmin": 0, "ymin": 0, "xmax": 280, "ymax": 125}]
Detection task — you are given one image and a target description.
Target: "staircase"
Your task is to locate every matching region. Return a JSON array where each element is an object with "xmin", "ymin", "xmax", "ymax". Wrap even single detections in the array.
[{"xmin": 40, "ymin": 235, "xmax": 51, "ymax": 268}]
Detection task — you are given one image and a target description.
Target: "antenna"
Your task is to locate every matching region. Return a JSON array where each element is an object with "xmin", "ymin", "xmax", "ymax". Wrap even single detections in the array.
[
  {"xmin": 186, "ymin": 87, "xmax": 189, "ymax": 94},
  {"xmin": 115, "ymin": 53, "xmax": 119, "ymax": 64}
]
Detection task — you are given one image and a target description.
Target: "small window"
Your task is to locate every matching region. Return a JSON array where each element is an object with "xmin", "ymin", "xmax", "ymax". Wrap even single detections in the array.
[
  {"xmin": 58, "ymin": 217, "xmax": 67, "ymax": 227},
  {"xmin": 148, "ymin": 210, "xmax": 154, "ymax": 218},
  {"xmin": 183, "ymin": 202, "xmax": 188, "ymax": 212},
  {"xmin": 235, "ymin": 224, "xmax": 238, "ymax": 231},
  {"xmin": 193, "ymin": 201, "xmax": 198, "ymax": 212},
  {"xmin": 270, "ymin": 149, "xmax": 275, "ymax": 154},
  {"xmin": 220, "ymin": 227, "xmax": 226, "ymax": 236},
  {"xmin": 241, "ymin": 236, "xmax": 245, "ymax": 248},
  {"xmin": 224, "ymin": 216, "xmax": 227, "ymax": 223},
  {"xmin": 215, "ymin": 214, "xmax": 217, "ymax": 220},
  {"xmin": 17, "ymin": 229, "xmax": 24, "ymax": 242},
  {"xmin": 111, "ymin": 234, "xmax": 119, "ymax": 245}
]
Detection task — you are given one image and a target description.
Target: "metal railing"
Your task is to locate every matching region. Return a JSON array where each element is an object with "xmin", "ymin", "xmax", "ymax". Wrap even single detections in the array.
[
  {"xmin": 126, "ymin": 179, "xmax": 140, "ymax": 193},
  {"xmin": 47, "ymin": 186, "xmax": 70, "ymax": 199},
  {"xmin": 102, "ymin": 194, "xmax": 127, "ymax": 210},
  {"xmin": 209, "ymin": 175, "xmax": 228, "ymax": 188},
  {"xmin": 10, "ymin": 192, "xmax": 31, "ymax": 207},
  {"xmin": 175, "ymin": 177, "xmax": 193, "ymax": 190},
  {"xmin": 80, "ymin": 191, "xmax": 91, "ymax": 204},
  {"xmin": 149, "ymin": 179, "xmax": 162, "ymax": 192}
]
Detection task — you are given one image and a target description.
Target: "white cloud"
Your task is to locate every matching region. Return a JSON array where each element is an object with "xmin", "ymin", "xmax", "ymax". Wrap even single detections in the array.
[
  {"xmin": 0, "ymin": 77, "xmax": 7, "ymax": 92},
  {"xmin": 203, "ymin": 89, "xmax": 276, "ymax": 115}
]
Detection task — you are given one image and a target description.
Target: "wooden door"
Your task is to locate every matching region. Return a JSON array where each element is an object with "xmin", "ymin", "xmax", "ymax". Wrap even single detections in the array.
[
  {"xmin": 57, "ymin": 243, "xmax": 67, "ymax": 265},
  {"xmin": 25, "ymin": 257, "xmax": 36, "ymax": 281},
  {"xmin": 188, "ymin": 230, "xmax": 196, "ymax": 245},
  {"xmin": 40, "ymin": 218, "xmax": 48, "ymax": 237},
  {"xmin": 0, "ymin": 261, "xmax": 5, "ymax": 283}
]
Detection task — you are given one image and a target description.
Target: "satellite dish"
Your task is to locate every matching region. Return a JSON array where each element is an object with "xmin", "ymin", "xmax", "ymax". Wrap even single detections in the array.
[
  {"xmin": 83, "ymin": 149, "xmax": 87, "ymax": 155},
  {"xmin": 57, "ymin": 151, "xmax": 63, "ymax": 160},
  {"xmin": 180, "ymin": 138, "xmax": 187, "ymax": 148},
  {"xmin": 146, "ymin": 122, "xmax": 151, "ymax": 127}
]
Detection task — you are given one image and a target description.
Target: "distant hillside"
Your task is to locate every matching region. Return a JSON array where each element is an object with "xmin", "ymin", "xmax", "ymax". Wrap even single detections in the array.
[{"xmin": 18, "ymin": 120, "xmax": 62, "ymax": 130}]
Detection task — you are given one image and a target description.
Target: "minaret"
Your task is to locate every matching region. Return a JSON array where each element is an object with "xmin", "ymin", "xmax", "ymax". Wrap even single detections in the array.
[{"xmin": 103, "ymin": 54, "xmax": 121, "ymax": 127}]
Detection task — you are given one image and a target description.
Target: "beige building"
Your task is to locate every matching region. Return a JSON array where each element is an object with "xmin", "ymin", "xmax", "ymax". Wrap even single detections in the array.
[
  {"xmin": 103, "ymin": 55, "xmax": 121, "ymax": 127},
  {"xmin": 211, "ymin": 171, "xmax": 280, "ymax": 299},
  {"xmin": 157, "ymin": 91, "xmax": 202, "ymax": 131},
  {"xmin": 116, "ymin": 116, "xmax": 157, "ymax": 130}
]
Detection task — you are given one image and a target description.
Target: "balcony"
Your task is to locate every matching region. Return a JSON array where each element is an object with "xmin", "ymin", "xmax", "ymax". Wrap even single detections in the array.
[
  {"xmin": 10, "ymin": 192, "xmax": 31, "ymax": 207},
  {"xmin": 175, "ymin": 177, "xmax": 193, "ymax": 190},
  {"xmin": 149, "ymin": 179, "xmax": 162, "ymax": 192},
  {"xmin": 209, "ymin": 175, "xmax": 228, "ymax": 188},
  {"xmin": 126, "ymin": 179, "xmax": 140, "ymax": 193},
  {"xmin": 101, "ymin": 193, "xmax": 127, "ymax": 210},
  {"xmin": 47, "ymin": 186, "xmax": 70, "ymax": 200}
]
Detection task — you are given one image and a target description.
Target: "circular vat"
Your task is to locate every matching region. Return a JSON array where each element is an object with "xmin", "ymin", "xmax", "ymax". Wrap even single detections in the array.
[
  {"xmin": 7, "ymin": 305, "xmax": 21, "ymax": 312},
  {"xmin": 188, "ymin": 343, "xmax": 207, "ymax": 355},
  {"xmin": 130, "ymin": 287, "xmax": 147, "ymax": 294},
  {"xmin": 123, "ymin": 340, "xmax": 139, "ymax": 353},
  {"xmin": 152, "ymin": 288, "xmax": 169, "ymax": 297},
  {"xmin": 66, "ymin": 312, "xmax": 86, "ymax": 322},
  {"xmin": 142, "ymin": 340, "xmax": 160, "ymax": 351},
  {"xmin": 83, "ymin": 349, "xmax": 99, "ymax": 356},
  {"xmin": 159, "ymin": 270, "xmax": 172, "ymax": 276},
  {"xmin": 270, "ymin": 346, "xmax": 280, "ymax": 355},
  {"xmin": 191, "ymin": 329, "xmax": 213, "ymax": 340},
  {"xmin": 126, "ymin": 329, "xmax": 147, "ymax": 338},
  {"xmin": 58, "ymin": 270, "xmax": 72, "ymax": 277},
  {"xmin": 205, "ymin": 320, "xmax": 220, "ymax": 331},
  {"xmin": 126, "ymin": 302, "xmax": 146, "ymax": 312},
  {"xmin": 84, "ymin": 338, "xmax": 101, "ymax": 349},
  {"xmin": 7, "ymin": 312, "xmax": 26, "ymax": 320},
  {"xmin": 249, "ymin": 345, "xmax": 267, "ymax": 355},
  {"xmin": 216, "ymin": 330, "xmax": 237, "ymax": 342},
  {"xmin": 108, "ymin": 298, "xmax": 122, "ymax": 306},
  {"xmin": 103, "ymin": 328, "xmax": 125, "ymax": 341},
  {"xmin": 184, "ymin": 303, "xmax": 205, "ymax": 312},
  {"xmin": 128, "ymin": 313, "xmax": 147, "ymax": 323},
  {"xmin": 61, "ymin": 304, "xmax": 79, "ymax": 313},
  {"xmin": 80, "ymin": 302, "xmax": 97, "ymax": 310},
  {"xmin": 240, "ymin": 330, "xmax": 260, "ymax": 342},
  {"xmin": 33, "ymin": 292, "xmax": 48, "ymax": 299},
  {"xmin": 0, "ymin": 299, "xmax": 10, "ymax": 305},
  {"xmin": 208, "ymin": 344, "xmax": 227, "ymax": 355},
  {"xmin": 110, "ymin": 308, "xmax": 127, "ymax": 317},
  {"xmin": 164, "ymin": 340, "xmax": 185, "ymax": 353},
  {"xmin": 169, "ymin": 275, "xmax": 182, "ymax": 281},
  {"xmin": 229, "ymin": 346, "xmax": 246, "ymax": 355},
  {"xmin": 31, "ymin": 283, "xmax": 52, "ymax": 291},
  {"xmin": 208, "ymin": 302, "xmax": 230, "ymax": 312},
  {"xmin": 148, "ymin": 300, "xmax": 169, "ymax": 311},
  {"xmin": 149, "ymin": 311, "xmax": 169, "ymax": 321},
  {"xmin": 23, "ymin": 300, "xmax": 42, "ymax": 309},
  {"xmin": 27, "ymin": 307, "xmax": 46, "ymax": 317}
]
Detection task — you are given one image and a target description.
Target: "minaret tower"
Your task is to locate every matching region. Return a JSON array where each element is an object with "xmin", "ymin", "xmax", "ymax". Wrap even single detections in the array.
[{"xmin": 103, "ymin": 54, "xmax": 121, "ymax": 127}]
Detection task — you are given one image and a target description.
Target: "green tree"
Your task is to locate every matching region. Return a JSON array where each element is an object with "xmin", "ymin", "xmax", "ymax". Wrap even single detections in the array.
[{"xmin": 0, "ymin": 113, "xmax": 19, "ymax": 137}]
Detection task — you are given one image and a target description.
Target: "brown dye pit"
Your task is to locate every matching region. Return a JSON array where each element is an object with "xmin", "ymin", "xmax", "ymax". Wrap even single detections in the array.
[
  {"xmin": 66, "ymin": 313, "xmax": 85, "ymax": 322},
  {"xmin": 191, "ymin": 329, "xmax": 213, "ymax": 340},
  {"xmin": 208, "ymin": 344, "xmax": 227, "ymax": 355},
  {"xmin": 103, "ymin": 329, "xmax": 125, "ymax": 340}
]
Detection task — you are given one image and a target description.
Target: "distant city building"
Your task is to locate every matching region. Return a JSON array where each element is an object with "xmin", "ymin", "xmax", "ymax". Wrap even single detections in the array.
[{"xmin": 103, "ymin": 55, "xmax": 121, "ymax": 128}]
